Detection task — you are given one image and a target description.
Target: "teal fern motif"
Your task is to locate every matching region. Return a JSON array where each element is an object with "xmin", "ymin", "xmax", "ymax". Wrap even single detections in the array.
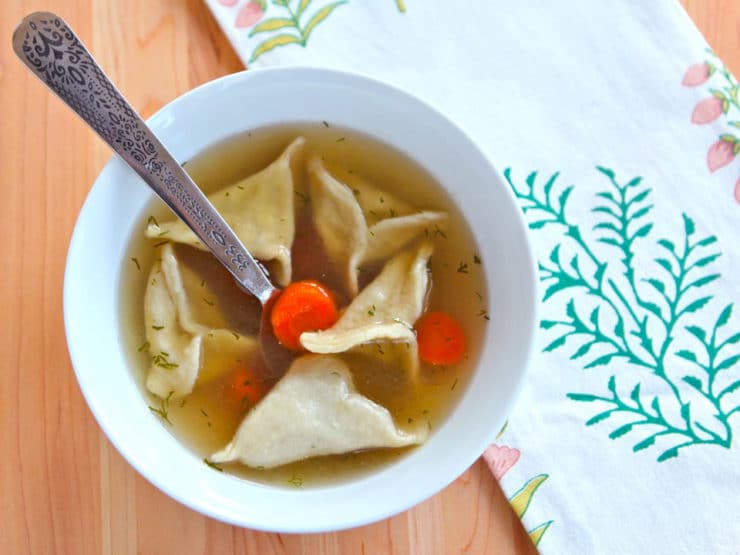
[{"xmin": 506, "ymin": 167, "xmax": 739, "ymax": 461}]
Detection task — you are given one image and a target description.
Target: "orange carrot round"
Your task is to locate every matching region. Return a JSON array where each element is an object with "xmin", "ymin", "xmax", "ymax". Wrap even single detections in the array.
[
  {"xmin": 230, "ymin": 366, "xmax": 267, "ymax": 406},
  {"xmin": 270, "ymin": 280, "xmax": 339, "ymax": 351},
  {"xmin": 416, "ymin": 311, "xmax": 466, "ymax": 366}
]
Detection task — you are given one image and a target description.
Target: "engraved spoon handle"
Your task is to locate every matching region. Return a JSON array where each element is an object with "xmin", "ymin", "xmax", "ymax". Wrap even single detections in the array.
[{"xmin": 13, "ymin": 12, "xmax": 277, "ymax": 305}]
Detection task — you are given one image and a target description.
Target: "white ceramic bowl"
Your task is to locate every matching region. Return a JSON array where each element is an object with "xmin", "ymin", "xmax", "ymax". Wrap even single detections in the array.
[{"xmin": 64, "ymin": 67, "xmax": 537, "ymax": 532}]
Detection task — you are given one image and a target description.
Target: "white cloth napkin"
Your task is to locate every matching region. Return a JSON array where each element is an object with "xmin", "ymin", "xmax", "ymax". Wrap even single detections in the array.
[{"xmin": 205, "ymin": 1, "xmax": 740, "ymax": 552}]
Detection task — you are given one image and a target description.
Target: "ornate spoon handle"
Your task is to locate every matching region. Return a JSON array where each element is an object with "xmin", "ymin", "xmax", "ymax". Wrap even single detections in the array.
[{"xmin": 13, "ymin": 12, "xmax": 277, "ymax": 304}]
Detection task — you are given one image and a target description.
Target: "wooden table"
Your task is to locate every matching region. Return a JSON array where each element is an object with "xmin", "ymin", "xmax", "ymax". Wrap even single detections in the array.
[{"xmin": 2, "ymin": 2, "xmax": 737, "ymax": 553}]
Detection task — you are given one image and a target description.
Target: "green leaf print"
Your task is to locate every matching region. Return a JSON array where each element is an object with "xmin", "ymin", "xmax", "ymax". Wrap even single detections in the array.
[
  {"xmin": 506, "ymin": 167, "xmax": 739, "ymax": 462},
  {"xmin": 246, "ymin": 0, "xmax": 348, "ymax": 63}
]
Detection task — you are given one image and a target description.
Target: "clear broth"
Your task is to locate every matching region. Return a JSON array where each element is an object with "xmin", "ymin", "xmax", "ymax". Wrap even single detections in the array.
[{"xmin": 120, "ymin": 124, "xmax": 489, "ymax": 488}]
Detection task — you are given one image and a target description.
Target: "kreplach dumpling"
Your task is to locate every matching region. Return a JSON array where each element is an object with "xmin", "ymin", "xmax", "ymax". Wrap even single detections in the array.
[
  {"xmin": 300, "ymin": 240, "xmax": 433, "ymax": 380},
  {"xmin": 309, "ymin": 156, "xmax": 447, "ymax": 297},
  {"xmin": 144, "ymin": 244, "xmax": 257, "ymax": 398},
  {"xmin": 209, "ymin": 355, "xmax": 428, "ymax": 468},
  {"xmin": 146, "ymin": 137, "xmax": 305, "ymax": 287}
]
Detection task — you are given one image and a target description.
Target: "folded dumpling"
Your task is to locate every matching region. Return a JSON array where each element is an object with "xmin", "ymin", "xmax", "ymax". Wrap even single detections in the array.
[
  {"xmin": 299, "ymin": 240, "xmax": 433, "ymax": 380},
  {"xmin": 146, "ymin": 137, "xmax": 305, "ymax": 286},
  {"xmin": 309, "ymin": 156, "xmax": 447, "ymax": 296},
  {"xmin": 209, "ymin": 355, "xmax": 428, "ymax": 468},
  {"xmin": 144, "ymin": 243, "xmax": 258, "ymax": 398}
]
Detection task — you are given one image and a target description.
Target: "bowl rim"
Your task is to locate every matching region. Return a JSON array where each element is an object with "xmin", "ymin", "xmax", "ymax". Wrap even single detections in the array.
[{"xmin": 63, "ymin": 65, "xmax": 538, "ymax": 532}]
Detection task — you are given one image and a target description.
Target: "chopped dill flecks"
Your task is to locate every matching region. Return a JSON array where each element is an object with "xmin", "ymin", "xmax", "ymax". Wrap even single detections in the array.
[
  {"xmin": 478, "ymin": 309, "xmax": 490, "ymax": 321},
  {"xmin": 153, "ymin": 240, "xmax": 168, "ymax": 248},
  {"xmin": 236, "ymin": 185, "xmax": 244, "ymax": 190},
  {"xmin": 336, "ymin": 137, "xmax": 345, "ymax": 142},
  {"xmin": 451, "ymin": 378, "xmax": 458, "ymax": 391},
  {"xmin": 457, "ymin": 262, "xmax": 469, "ymax": 274},
  {"xmin": 294, "ymin": 190, "xmax": 310, "ymax": 205},
  {"xmin": 179, "ymin": 398, "xmax": 187, "ymax": 408},
  {"xmin": 427, "ymin": 420, "xmax": 432, "ymax": 431},
  {"xmin": 367, "ymin": 305, "xmax": 376, "ymax": 317},
  {"xmin": 158, "ymin": 229, "xmax": 170, "ymax": 237},
  {"xmin": 225, "ymin": 192, "xmax": 230, "ymax": 197},
  {"xmin": 352, "ymin": 188, "xmax": 360, "ymax": 196},
  {"xmin": 151, "ymin": 325, "xmax": 164, "ymax": 331},
  {"xmin": 389, "ymin": 208, "xmax": 397, "ymax": 217},
  {"xmin": 407, "ymin": 417, "xmax": 414, "ymax": 424},
  {"xmin": 202, "ymin": 297, "xmax": 214, "ymax": 306},
  {"xmin": 130, "ymin": 257, "xmax": 140, "ymax": 270},
  {"xmin": 376, "ymin": 344, "xmax": 385, "ymax": 355},
  {"xmin": 369, "ymin": 231, "xmax": 375, "ymax": 237},
  {"xmin": 475, "ymin": 291, "xmax": 483, "ymax": 301},
  {"xmin": 137, "ymin": 341, "xmax": 150, "ymax": 353},
  {"xmin": 149, "ymin": 391, "xmax": 174, "ymax": 425},
  {"xmin": 422, "ymin": 409, "xmax": 429, "ymax": 415},
  {"xmin": 473, "ymin": 254, "xmax": 481, "ymax": 264},
  {"xmin": 203, "ymin": 458, "xmax": 223, "ymax": 472},
  {"xmin": 231, "ymin": 331, "xmax": 240, "ymax": 340},
  {"xmin": 288, "ymin": 474, "xmax": 303, "ymax": 487},
  {"xmin": 147, "ymin": 215, "xmax": 159, "ymax": 227},
  {"xmin": 151, "ymin": 352, "xmax": 179, "ymax": 370},
  {"xmin": 433, "ymin": 225, "xmax": 447, "ymax": 239},
  {"xmin": 368, "ymin": 209, "xmax": 378, "ymax": 217},
  {"xmin": 322, "ymin": 120, "xmax": 329, "ymax": 128},
  {"xmin": 379, "ymin": 196, "xmax": 385, "ymax": 204},
  {"xmin": 200, "ymin": 279, "xmax": 205, "ymax": 288},
  {"xmin": 200, "ymin": 408, "xmax": 209, "ymax": 418}
]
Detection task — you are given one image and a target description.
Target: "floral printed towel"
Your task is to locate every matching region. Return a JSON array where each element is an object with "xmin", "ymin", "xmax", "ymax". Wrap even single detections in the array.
[{"xmin": 205, "ymin": 0, "xmax": 740, "ymax": 552}]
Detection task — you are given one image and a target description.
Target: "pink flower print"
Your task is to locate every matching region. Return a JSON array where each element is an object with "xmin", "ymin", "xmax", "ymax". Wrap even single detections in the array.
[
  {"xmin": 707, "ymin": 138, "xmax": 738, "ymax": 172},
  {"xmin": 734, "ymin": 178, "xmax": 740, "ymax": 203},
  {"xmin": 682, "ymin": 62, "xmax": 712, "ymax": 87},
  {"xmin": 218, "ymin": 0, "xmax": 238, "ymax": 6},
  {"xmin": 691, "ymin": 97, "xmax": 724, "ymax": 124},
  {"xmin": 236, "ymin": 1, "xmax": 264, "ymax": 28},
  {"xmin": 482, "ymin": 444, "xmax": 520, "ymax": 481}
]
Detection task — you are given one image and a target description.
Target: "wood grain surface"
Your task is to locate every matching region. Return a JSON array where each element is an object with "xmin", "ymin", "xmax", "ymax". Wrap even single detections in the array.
[{"xmin": 1, "ymin": 2, "xmax": 737, "ymax": 554}]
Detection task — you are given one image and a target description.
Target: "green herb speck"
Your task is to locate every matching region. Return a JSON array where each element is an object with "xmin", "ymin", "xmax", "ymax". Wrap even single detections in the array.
[
  {"xmin": 203, "ymin": 458, "xmax": 223, "ymax": 472},
  {"xmin": 130, "ymin": 257, "xmax": 140, "ymax": 270}
]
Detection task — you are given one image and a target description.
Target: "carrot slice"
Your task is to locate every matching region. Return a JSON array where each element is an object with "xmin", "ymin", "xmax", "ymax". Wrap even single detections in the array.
[
  {"xmin": 230, "ymin": 366, "xmax": 267, "ymax": 407},
  {"xmin": 416, "ymin": 311, "xmax": 466, "ymax": 366},
  {"xmin": 270, "ymin": 280, "xmax": 339, "ymax": 351}
]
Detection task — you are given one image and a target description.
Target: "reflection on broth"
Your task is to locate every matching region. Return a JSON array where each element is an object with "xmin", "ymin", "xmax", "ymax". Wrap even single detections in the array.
[{"xmin": 120, "ymin": 124, "xmax": 488, "ymax": 488}]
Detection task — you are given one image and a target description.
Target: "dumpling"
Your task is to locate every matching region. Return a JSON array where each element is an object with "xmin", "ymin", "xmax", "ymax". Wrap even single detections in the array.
[
  {"xmin": 209, "ymin": 354, "xmax": 428, "ymax": 468},
  {"xmin": 144, "ymin": 243, "xmax": 258, "ymax": 398},
  {"xmin": 146, "ymin": 137, "xmax": 305, "ymax": 286},
  {"xmin": 299, "ymin": 240, "xmax": 433, "ymax": 380},
  {"xmin": 308, "ymin": 156, "xmax": 447, "ymax": 296}
]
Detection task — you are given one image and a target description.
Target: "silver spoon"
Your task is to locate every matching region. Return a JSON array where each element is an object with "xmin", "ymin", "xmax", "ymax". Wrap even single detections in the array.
[{"xmin": 13, "ymin": 11, "xmax": 293, "ymax": 378}]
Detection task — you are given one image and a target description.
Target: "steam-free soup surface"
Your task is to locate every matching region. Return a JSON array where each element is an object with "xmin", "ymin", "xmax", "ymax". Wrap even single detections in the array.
[{"xmin": 121, "ymin": 124, "xmax": 488, "ymax": 488}]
